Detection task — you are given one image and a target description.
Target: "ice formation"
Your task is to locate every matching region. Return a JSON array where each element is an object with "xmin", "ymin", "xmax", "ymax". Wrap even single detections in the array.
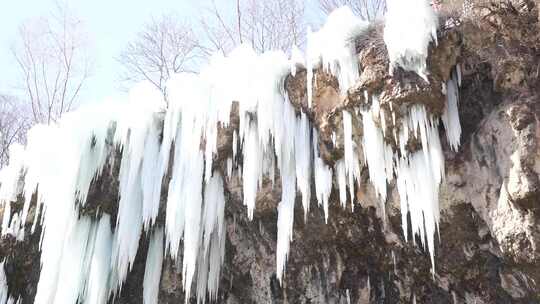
[
  {"xmin": 312, "ymin": 129, "xmax": 332, "ymax": 222},
  {"xmin": 441, "ymin": 67, "xmax": 462, "ymax": 151},
  {"xmin": 0, "ymin": 262, "xmax": 5, "ymax": 304},
  {"xmin": 85, "ymin": 215, "xmax": 113, "ymax": 304},
  {"xmin": 342, "ymin": 111, "xmax": 362, "ymax": 207},
  {"xmin": 143, "ymin": 228, "xmax": 164, "ymax": 304},
  {"xmin": 384, "ymin": 0, "xmax": 439, "ymax": 80},
  {"xmin": 395, "ymin": 105, "xmax": 445, "ymax": 270},
  {"xmin": 0, "ymin": 3, "xmax": 461, "ymax": 303}
]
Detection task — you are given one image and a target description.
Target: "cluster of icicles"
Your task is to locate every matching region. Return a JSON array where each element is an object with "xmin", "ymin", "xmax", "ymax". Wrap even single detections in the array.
[{"xmin": 0, "ymin": 3, "xmax": 461, "ymax": 304}]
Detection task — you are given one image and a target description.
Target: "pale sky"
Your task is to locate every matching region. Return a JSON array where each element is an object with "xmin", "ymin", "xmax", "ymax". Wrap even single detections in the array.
[
  {"xmin": 0, "ymin": 0, "xmax": 322, "ymax": 105},
  {"xmin": 0, "ymin": 0, "xmax": 230, "ymax": 104}
]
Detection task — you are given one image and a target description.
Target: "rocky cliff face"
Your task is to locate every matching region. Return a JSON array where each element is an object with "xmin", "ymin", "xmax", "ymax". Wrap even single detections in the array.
[{"xmin": 1, "ymin": 2, "xmax": 539, "ymax": 303}]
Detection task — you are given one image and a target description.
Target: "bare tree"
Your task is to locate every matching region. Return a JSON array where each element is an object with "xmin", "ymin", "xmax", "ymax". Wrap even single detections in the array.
[
  {"xmin": 201, "ymin": 0, "xmax": 306, "ymax": 54},
  {"xmin": 12, "ymin": 2, "xmax": 92, "ymax": 125},
  {"xmin": 117, "ymin": 0, "xmax": 304, "ymax": 99},
  {"xmin": 0, "ymin": 95, "xmax": 29, "ymax": 167},
  {"xmin": 318, "ymin": 0, "xmax": 387, "ymax": 21},
  {"xmin": 118, "ymin": 14, "xmax": 204, "ymax": 96}
]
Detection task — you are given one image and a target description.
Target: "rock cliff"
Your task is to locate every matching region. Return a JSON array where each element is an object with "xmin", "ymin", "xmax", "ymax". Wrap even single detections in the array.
[{"xmin": 1, "ymin": 1, "xmax": 539, "ymax": 303}]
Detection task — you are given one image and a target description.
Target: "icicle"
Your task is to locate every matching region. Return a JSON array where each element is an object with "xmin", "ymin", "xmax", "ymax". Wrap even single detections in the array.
[
  {"xmin": 441, "ymin": 69, "xmax": 462, "ymax": 151},
  {"xmin": 201, "ymin": 174, "xmax": 226, "ymax": 258},
  {"xmin": 342, "ymin": 111, "xmax": 362, "ymax": 205},
  {"xmin": 360, "ymin": 103, "xmax": 394, "ymax": 203},
  {"xmin": 335, "ymin": 160, "xmax": 347, "ymax": 207},
  {"xmin": 111, "ymin": 151, "xmax": 144, "ymax": 290},
  {"xmin": 34, "ymin": 197, "xmax": 80, "ymax": 304},
  {"xmin": 232, "ymin": 131, "xmax": 238, "ymax": 161},
  {"xmin": 380, "ymin": 108, "xmax": 387, "ymax": 136},
  {"xmin": 84, "ymin": 215, "xmax": 113, "ymax": 304},
  {"xmin": 196, "ymin": 173, "xmax": 226, "ymax": 304},
  {"xmin": 392, "ymin": 250, "xmax": 397, "ymax": 275},
  {"xmin": 295, "ymin": 113, "xmax": 312, "ymax": 218},
  {"xmin": 276, "ymin": 165, "xmax": 296, "ymax": 283},
  {"xmin": 140, "ymin": 117, "xmax": 166, "ymax": 230},
  {"xmin": 113, "ymin": 83, "xmax": 165, "ymax": 234},
  {"xmin": 163, "ymin": 74, "xmax": 209, "ymax": 300},
  {"xmin": 394, "ymin": 105, "xmax": 444, "ymax": 271},
  {"xmin": 179, "ymin": 153, "xmax": 204, "ymax": 300},
  {"xmin": 1, "ymin": 202, "xmax": 10, "ymax": 237},
  {"xmin": 143, "ymin": 228, "xmax": 164, "ymax": 304},
  {"xmin": 312, "ymin": 129, "xmax": 332, "ymax": 222},
  {"xmin": 456, "ymin": 64, "xmax": 462, "ymax": 87},
  {"xmin": 226, "ymin": 158, "xmax": 233, "ymax": 179},
  {"xmin": 35, "ymin": 216, "xmax": 94, "ymax": 304},
  {"xmin": 357, "ymin": 95, "xmax": 444, "ymax": 273},
  {"xmin": 241, "ymin": 123, "xmax": 263, "ymax": 220},
  {"xmin": 1, "ymin": 260, "xmax": 9, "ymax": 304}
]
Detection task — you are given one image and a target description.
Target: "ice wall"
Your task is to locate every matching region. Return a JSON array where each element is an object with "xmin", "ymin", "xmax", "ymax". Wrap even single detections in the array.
[{"xmin": 0, "ymin": 5, "xmax": 459, "ymax": 303}]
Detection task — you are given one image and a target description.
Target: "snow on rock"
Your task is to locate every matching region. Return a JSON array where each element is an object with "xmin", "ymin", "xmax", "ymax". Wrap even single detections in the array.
[
  {"xmin": 306, "ymin": 6, "xmax": 369, "ymax": 107},
  {"xmin": 384, "ymin": 0, "xmax": 439, "ymax": 80},
  {"xmin": 0, "ymin": 4, "xmax": 462, "ymax": 303}
]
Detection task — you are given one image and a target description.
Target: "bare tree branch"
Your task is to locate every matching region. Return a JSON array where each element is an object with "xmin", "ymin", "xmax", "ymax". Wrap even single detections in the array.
[
  {"xmin": 202, "ymin": 0, "xmax": 306, "ymax": 54},
  {"xmin": 318, "ymin": 0, "xmax": 387, "ymax": 21},
  {"xmin": 0, "ymin": 95, "xmax": 30, "ymax": 167},
  {"xmin": 118, "ymin": 0, "xmax": 304, "ymax": 103},
  {"xmin": 12, "ymin": 2, "xmax": 92, "ymax": 124},
  {"xmin": 117, "ymin": 13, "xmax": 204, "ymax": 98}
]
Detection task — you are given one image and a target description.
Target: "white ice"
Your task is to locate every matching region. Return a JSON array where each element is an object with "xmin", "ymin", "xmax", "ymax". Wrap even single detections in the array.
[
  {"xmin": 143, "ymin": 228, "xmax": 164, "ymax": 304},
  {"xmin": 441, "ymin": 68, "xmax": 462, "ymax": 151},
  {"xmin": 384, "ymin": 0, "xmax": 438, "ymax": 80},
  {"xmin": 306, "ymin": 6, "xmax": 369, "ymax": 107},
  {"xmin": 0, "ymin": 5, "xmax": 462, "ymax": 301}
]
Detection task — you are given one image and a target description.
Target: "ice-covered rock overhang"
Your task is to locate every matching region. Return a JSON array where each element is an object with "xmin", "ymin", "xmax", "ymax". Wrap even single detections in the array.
[{"xmin": 0, "ymin": 3, "xmax": 463, "ymax": 304}]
